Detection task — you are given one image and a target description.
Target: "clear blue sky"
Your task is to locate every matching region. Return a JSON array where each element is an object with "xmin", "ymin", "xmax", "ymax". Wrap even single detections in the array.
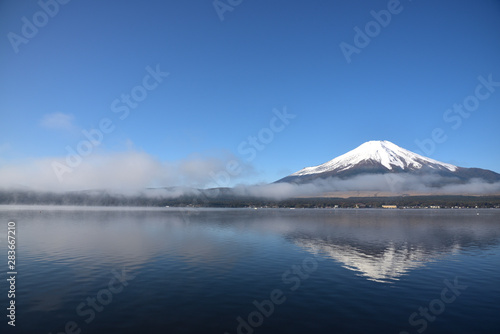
[{"xmin": 1, "ymin": 0, "xmax": 499, "ymax": 190}]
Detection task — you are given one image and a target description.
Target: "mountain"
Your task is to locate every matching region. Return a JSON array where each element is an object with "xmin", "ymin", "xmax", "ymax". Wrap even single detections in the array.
[{"xmin": 276, "ymin": 140, "xmax": 500, "ymax": 185}]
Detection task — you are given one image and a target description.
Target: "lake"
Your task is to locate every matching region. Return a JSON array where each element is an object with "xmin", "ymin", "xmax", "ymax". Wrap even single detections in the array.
[{"xmin": 1, "ymin": 206, "xmax": 499, "ymax": 334}]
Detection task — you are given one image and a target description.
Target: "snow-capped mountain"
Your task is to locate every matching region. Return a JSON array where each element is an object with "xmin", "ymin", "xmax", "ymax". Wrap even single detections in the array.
[
  {"xmin": 293, "ymin": 140, "xmax": 457, "ymax": 175},
  {"xmin": 277, "ymin": 140, "xmax": 500, "ymax": 184}
]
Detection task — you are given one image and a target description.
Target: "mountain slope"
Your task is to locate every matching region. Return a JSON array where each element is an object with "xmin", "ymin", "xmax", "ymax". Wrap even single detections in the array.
[{"xmin": 277, "ymin": 140, "xmax": 500, "ymax": 184}]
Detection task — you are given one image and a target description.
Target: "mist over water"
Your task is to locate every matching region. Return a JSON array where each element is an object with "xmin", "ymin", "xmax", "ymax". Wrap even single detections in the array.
[{"xmin": 1, "ymin": 206, "xmax": 499, "ymax": 334}]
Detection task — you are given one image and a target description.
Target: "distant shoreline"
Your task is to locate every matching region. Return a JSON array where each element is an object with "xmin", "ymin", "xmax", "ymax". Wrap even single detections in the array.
[
  {"xmin": 1, "ymin": 190, "xmax": 499, "ymax": 209},
  {"xmin": 1, "ymin": 205, "xmax": 499, "ymax": 211}
]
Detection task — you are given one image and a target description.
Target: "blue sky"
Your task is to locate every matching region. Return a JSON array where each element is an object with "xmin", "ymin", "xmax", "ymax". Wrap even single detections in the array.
[{"xmin": 1, "ymin": 0, "xmax": 499, "ymax": 191}]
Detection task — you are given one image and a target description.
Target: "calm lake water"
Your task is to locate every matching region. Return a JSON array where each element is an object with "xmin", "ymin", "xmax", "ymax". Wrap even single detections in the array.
[{"xmin": 1, "ymin": 206, "xmax": 499, "ymax": 334}]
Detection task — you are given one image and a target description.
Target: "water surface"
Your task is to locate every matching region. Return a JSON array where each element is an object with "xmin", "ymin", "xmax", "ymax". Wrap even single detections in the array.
[{"xmin": 1, "ymin": 206, "xmax": 499, "ymax": 334}]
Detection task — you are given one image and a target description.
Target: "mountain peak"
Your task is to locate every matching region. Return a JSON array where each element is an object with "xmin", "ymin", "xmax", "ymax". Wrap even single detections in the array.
[
  {"xmin": 276, "ymin": 140, "xmax": 500, "ymax": 191},
  {"xmin": 290, "ymin": 140, "xmax": 458, "ymax": 178}
]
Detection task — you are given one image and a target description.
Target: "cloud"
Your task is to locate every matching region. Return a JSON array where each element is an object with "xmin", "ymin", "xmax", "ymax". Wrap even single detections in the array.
[
  {"xmin": 0, "ymin": 151, "xmax": 498, "ymax": 198},
  {"xmin": 230, "ymin": 174, "xmax": 500, "ymax": 199},
  {"xmin": 40, "ymin": 112, "xmax": 75, "ymax": 131},
  {"xmin": 0, "ymin": 150, "xmax": 253, "ymax": 193}
]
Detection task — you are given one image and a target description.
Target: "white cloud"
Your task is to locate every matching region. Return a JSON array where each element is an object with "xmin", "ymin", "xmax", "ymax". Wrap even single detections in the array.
[
  {"xmin": 231, "ymin": 174, "xmax": 500, "ymax": 199},
  {"xmin": 40, "ymin": 112, "xmax": 75, "ymax": 131},
  {"xmin": 0, "ymin": 150, "xmax": 253, "ymax": 193},
  {"xmin": 1, "ymin": 151, "xmax": 498, "ymax": 197}
]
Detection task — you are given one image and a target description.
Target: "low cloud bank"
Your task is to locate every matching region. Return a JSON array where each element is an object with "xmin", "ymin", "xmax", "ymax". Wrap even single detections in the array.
[
  {"xmin": 1, "ymin": 153, "xmax": 499, "ymax": 198},
  {"xmin": 231, "ymin": 174, "xmax": 500, "ymax": 199},
  {"xmin": 0, "ymin": 150, "xmax": 252, "ymax": 194}
]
